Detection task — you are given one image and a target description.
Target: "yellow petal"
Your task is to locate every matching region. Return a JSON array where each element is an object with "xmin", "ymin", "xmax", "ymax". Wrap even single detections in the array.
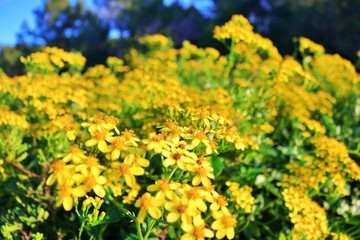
[
  {"xmin": 191, "ymin": 138, "xmax": 200, "ymax": 147},
  {"xmin": 193, "ymin": 215, "xmax": 204, "ymax": 228},
  {"xmin": 211, "ymin": 220, "xmax": 222, "ymax": 230},
  {"xmin": 46, "ymin": 174, "xmax": 56, "ymax": 186},
  {"xmin": 97, "ymin": 176, "xmax": 107, "ymax": 185},
  {"xmin": 147, "ymin": 184, "xmax": 159, "ymax": 192},
  {"xmin": 216, "ymin": 228, "xmax": 227, "ymax": 239},
  {"xmin": 93, "ymin": 185, "xmax": 106, "ymax": 198},
  {"xmin": 167, "ymin": 212, "xmax": 180, "ymax": 222},
  {"xmin": 72, "ymin": 173, "xmax": 85, "ymax": 183},
  {"xmin": 130, "ymin": 166, "xmax": 144, "ymax": 176},
  {"xmin": 111, "ymin": 149, "xmax": 121, "ymax": 160},
  {"xmin": 180, "ymin": 222, "xmax": 193, "ymax": 232},
  {"xmin": 98, "ymin": 140, "xmax": 108, "ymax": 152},
  {"xmin": 63, "ymin": 196, "xmax": 73, "ymax": 211},
  {"xmin": 72, "ymin": 186, "xmax": 86, "ymax": 197},
  {"xmin": 138, "ymin": 158, "xmax": 150, "ymax": 167},
  {"xmin": 137, "ymin": 208, "xmax": 147, "ymax": 223},
  {"xmin": 66, "ymin": 131, "xmax": 76, "ymax": 141},
  {"xmin": 124, "ymin": 174, "xmax": 135, "ymax": 188},
  {"xmin": 163, "ymin": 159, "xmax": 175, "ymax": 167},
  {"xmin": 204, "ymin": 228, "xmax": 214, "ymax": 238},
  {"xmin": 196, "ymin": 199, "xmax": 207, "ymax": 212},
  {"xmin": 154, "ymin": 143, "xmax": 162, "ymax": 153},
  {"xmin": 227, "ymin": 227, "xmax": 235, "ymax": 239},
  {"xmin": 192, "ymin": 176, "xmax": 201, "ymax": 186},
  {"xmin": 85, "ymin": 139, "xmax": 97, "ymax": 147},
  {"xmin": 148, "ymin": 206, "xmax": 162, "ymax": 219}
]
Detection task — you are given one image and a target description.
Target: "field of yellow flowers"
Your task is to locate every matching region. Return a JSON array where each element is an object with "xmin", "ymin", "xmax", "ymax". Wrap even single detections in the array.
[{"xmin": 1, "ymin": 15, "xmax": 360, "ymax": 240}]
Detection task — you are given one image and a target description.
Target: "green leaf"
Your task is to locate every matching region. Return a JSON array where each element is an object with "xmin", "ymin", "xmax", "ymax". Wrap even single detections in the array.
[
  {"xmin": 124, "ymin": 233, "xmax": 139, "ymax": 240},
  {"xmin": 16, "ymin": 152, "xmax": 28, "ymax": 162},
  {"xmin": 279, "ymin": 232, "xmax": 287, "ymax": 240},
  {"xmin": 210, "ymin": 156, "xmax": 224, "ymax": 178},
  {"xmin": 322, "ymin": 115, "xmax": 336, "ymax": 132}
]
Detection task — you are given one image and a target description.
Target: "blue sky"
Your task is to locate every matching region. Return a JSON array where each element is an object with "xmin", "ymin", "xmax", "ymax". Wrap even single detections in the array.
[
  {"xmin": 0, "ymin": 0, "xmax": 213, "ymax": 46},
  {"xmin": 0, "ymin": 0, "xmax": 93, "ymax": 46},
  {"xmin": 0, "ymin": 0, "xmax": 43, "ymax": 46}
]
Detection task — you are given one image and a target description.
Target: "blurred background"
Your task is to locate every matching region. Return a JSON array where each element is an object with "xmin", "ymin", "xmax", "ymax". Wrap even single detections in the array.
[{"xmin": 1, "ymin": 0, "xmax": 359, "ymax": 76}]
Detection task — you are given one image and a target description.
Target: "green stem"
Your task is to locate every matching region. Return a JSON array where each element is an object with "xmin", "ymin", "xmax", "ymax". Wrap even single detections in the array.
[
  {"xmin": 168, "ymin": 166, "xmax": 178, "ymax": 179},
  {"xmin": 144, "ymin": 219, "xmax": 157, "ymax": 240},
  {"xmin": 78, "ymin": 220, "xmax": 86, "ymax": 240},
  {"xmin": 107, "ymin": 193, "xmax": 144, "ymax": 240},
  {"xmin": 348, "ymin": 149, "xmax": 360, "ymax": 157},
  {"xmin": 222, "ymin": 37, "xmax": 236, "ymax": 83},
  {"xmin": 237, "ymin": 217, "xmax": 250, "ymax": 232},
  {"xmin": 107, "ymin": 194, "xmax": 136, "ymax": 221},
  {"xmin": 135, "ymin": 221, "xmax": 144, "ymax": 240}
]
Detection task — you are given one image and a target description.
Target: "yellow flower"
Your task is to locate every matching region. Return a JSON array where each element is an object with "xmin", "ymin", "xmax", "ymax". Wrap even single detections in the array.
[
  {"xmin": 211, "ymin": 207, "xmax": 237, "ymax": 239},
  {"xmin": 259, "ymin": 122, "xmax": 275, "ymax": 134},
  {"xmin": 73, "ymin": 171, "xmax": 107, "ymax": 198},
  {"xmin": 55, "ymin": 180, "xmax": 86, "ymax": 211},
  {"xmin": 121, "ymin": 129, "xmax": 140, "ymax": 146},
  {"xmin": 164, "ymin": 194, "xmax": 198, "ymax": 227},
  {"xmin": 331, "ymin": 232, "xmax": 351, "ymax": 240},
  {"xmin": 191, "ymin": 107, "xmax": 212, "ymax": 128},
  {"xmin": 75, "ymin": 155, "xmax": 105, "ymax": 176},
  {"xmin": 46, "ymin": 160, "xmax": 75, "ymax": 186},
  {"xmin": 85, "ymin": 129, "xmax": 113, "ymax": 152},
  {"xmin": 0, "ymin": 159, "xmax": 7, "ymax": 179},
  {"xmin": 63, "ymin": 145, "xmax": 86, "ymax": 164},
  {"xmin": 110, "ymin": 162, "xmax": 144, "ymax": 188},
  {"xmin": 181, "ymin": 215, "xmax": 214, "ymax": 240},
  {"xmin": 123, "ymin": 183, "xmax": 141, "ymax": 204},
  {"xmin": 160, "ymin": 120, "xmax": 183, "ymax": 139},
  {"xmin": 299, "ymin": 37, "xmax": 325, "ymax": 55},
  {"xmin": 282, "ymin": 187, "xmax": 329, "ymax": 239},
  {"xmin": 226, "ymin": 181, "xmax": 254, "ymax": 214},
  {"xmin": 210, "ymin": 194, "xmax": 228, "ymax": 212},
  {"xmin": 184, "ymin": 186, "xmax": 207, "ymax": 213},
  {"xmin": 63, "ymin": 123, "xmax": 76, "ymax": 140},
  {"xmin": 106, "ymin": 136, "xmax": 127, "ymax": 160},
  {"xmin": 81, "ymin": 115, "xmax": 119, "ymax": 134},
  {"xmin": 147, "ymin": 178, "xmax": 180, "ymax": 202},
  {"xmin": 183, "ymin": 129, "xmax": 210, "ymax": 148},
  {"xmin": 192, "ymin": 161, "xmax": 214, "ymax": 187},
  {"xmin": 143, "ymin": 132, "xmax": 172, "ymax": 153},
  {"xmin": 135, "ymin": 192, "xmax": 162, "ymax": 223},
  {"xmin": 162, "ymin": 146, "xmax": 197, "ymax": 171},
  {"xmin": 124, "ymin": 154, "xmax": 150, "ymax": 169}
]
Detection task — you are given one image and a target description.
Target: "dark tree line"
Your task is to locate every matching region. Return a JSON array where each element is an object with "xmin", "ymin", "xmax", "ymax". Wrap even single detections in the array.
[{"xmin": 1, "ymin": 0, "xmax": 359, "ymax": 76}]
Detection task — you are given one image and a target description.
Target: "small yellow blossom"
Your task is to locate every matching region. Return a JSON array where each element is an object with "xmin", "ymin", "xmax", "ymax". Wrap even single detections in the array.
[
  {"xmin": 55, "ymin": 180, "xmax": 86, "ymax": 211},
  {"xmin": 181, "ymin": 215, "xmax": 214, "ymax": 240},
  {"xmin": 211, "ymin": 207, "xmax": 237, "ymax": 239},
  {"xmin": 135, "ymin": 192, "xmax": 162, "ymax": 223}
]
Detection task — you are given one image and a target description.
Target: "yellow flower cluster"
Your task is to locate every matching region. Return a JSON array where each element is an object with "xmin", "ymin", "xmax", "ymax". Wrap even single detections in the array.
[
  {"xmin": 0, "ymin": 106, "xmax": 29, "ymax": 129},
  {"xmin": 46, "ymin": 107, "xmax": 248, "ymax": 238},
  {"xmin": 106, "ymin": 56, "xmax": 129, "ymax": 73},
  {"xmin": 214, "ymin": 15, "xmax": 254, "ymax": 43},
  {"xmin": 20, "ymin": 47, "xmax": 86, "ymax": 74},
  {"xmin": 282, "ymin": 187, "xmax": 328, "ymax": 240},
  {"xmin": 299, "ymin": 37, "xmax": 325, "ymax": 55},
  {"xmin": 281, "ymin": 137, "xmax": 358, "ymax": 190},
  {"xmin": 330, "ymin": 232, "xmax": 352, "ymax": 240},
  {"xmin": 138, "ymin": 34, "xmax": 173, "ymax": 50},
  {"xmin": 310, "ymin": 136, "xmax": 360, "ymax": 182},
  {"xmin": 0, "ymin": 159, "xmax": 6, "ymax": 179},
  {"xmin": 226, "ymin": 181, "xmax": 255, "ymax": 214},
  {"xmin": 311, "ymin": 53, "xmax": 359, "ymax": 100},
  {"xmin": 1, "ymin": 14, "xmax": 359, "ymax": 239}
]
